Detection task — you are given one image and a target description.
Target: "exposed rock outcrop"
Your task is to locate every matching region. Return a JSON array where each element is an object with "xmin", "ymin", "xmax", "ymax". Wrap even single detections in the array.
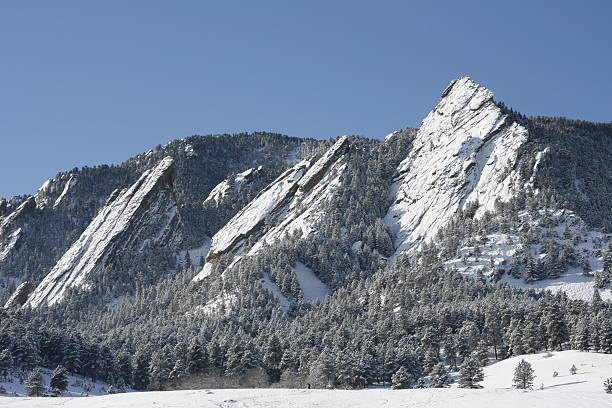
[
  {"xmin": 24, "ymin": 157, "xmax": 182, "ymax": 308},
  {"xmin": 385, "ymin": 77, "xmax": 528, "ymax": 257}
]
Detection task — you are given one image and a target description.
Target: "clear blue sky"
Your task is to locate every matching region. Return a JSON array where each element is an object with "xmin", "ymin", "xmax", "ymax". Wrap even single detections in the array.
[{"xmin": 1, "ymin": 1, "xmax": 610, "ymax": 198}]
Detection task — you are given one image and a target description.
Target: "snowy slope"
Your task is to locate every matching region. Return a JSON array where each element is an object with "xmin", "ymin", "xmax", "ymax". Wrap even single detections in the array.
[
  {"xmin": 385, "ymin": 77, "xmax": 528, "ymax": 257},
  {"xmin": 24, "ymin": 157, "xmax": 182, "ymax": 308},
  {"xmin": 0, "ymin": 368, "xmax": 120, "ymax": 397},
  {"xmin": 4, "ymin": 351, "xmax": 610, "ymax": 408},
  {"xmin": 293, "ymin": 262, "xmax": 329, "ymax": 303},
  {"xmin": 443, "ymin": 209, "xmax": 611, "ymax": 301}
]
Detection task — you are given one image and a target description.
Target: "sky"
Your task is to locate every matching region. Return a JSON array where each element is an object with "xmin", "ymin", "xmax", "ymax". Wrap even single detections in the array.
[{"xmin": 1, "ymin": 1, "xmax": 610, "ymax": 198}]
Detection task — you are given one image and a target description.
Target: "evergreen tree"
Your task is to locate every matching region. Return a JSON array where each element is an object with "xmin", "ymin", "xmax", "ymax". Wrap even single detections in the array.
[
  {"xmin": 604, "ymin": 377, "xmax": 612, "ymax": 394},
  {"xmin": 0, "ymin": 349, "xmax": 12, "ymax": 381},
  {"xmin": 50, "ymin": 365, "xmax": 69, "ymax": 394},
  {"xmin": 458, "ymin": 356, "xmax": 483, "ymax": 389},
  {"xmin": 429, "ymin": 363, "xmax": 452, "ymax": 388},
  {"xmin": 25, "ymin": 369, "xmax": 46, "ymax": 397},
  {"xmin": 391, "ymin": 366, "xmax": 411, "ymax": 389},
  {"xmin": 512, "ymin": 359, "xmax": 535, "ymax": 389}
]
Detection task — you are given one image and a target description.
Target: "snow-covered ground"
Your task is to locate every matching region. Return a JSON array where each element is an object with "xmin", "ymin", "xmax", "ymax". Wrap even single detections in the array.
[
  {"xmin": 293, "ymin": 262, "xmax": 329, "ymax": 303},
  {"xmin": 444, "ymin": 209, "xmax": 611, "ymax": 301},
  {"xmin": 0, "ymin": 368, "xmax": 117, "ymax": 398},
  {"xmin": 3, "ymin": 351, "xmax": 610, "ymax": 407}
]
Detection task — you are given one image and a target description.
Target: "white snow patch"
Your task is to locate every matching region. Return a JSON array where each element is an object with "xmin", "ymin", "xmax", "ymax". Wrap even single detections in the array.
[
  {"xmin": 203, "ymin": 166, "xmax": 263, "ymax": 206},
  {"xmin": 293, "ymin": 262, "xmax": 329, "ymax": 303},
  {"xmin": 260, "ymin": 272, "xmax": 291, "ymax": 312},
  {"xmin": 54, "ymin": 175, "xmax": 77, "ymax": 208},
  {"xmin": 0, "ymin": 367, "xmax": 125, "ymax": 397},
  {"xmin": 178, "ymin": 238, "xmax": 211, "ymax": 269},
  {"xmin": 0, "ymin": 228, "xmax": 21, "ymax": 262}
]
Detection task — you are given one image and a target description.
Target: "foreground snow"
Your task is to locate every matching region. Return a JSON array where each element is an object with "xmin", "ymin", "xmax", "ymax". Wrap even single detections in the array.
[{"xmin": 2, "ymin": 351, "xmax": 610, "ymax": 407}]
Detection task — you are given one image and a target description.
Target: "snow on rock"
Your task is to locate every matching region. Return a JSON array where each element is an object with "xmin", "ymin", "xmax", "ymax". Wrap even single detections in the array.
[
  {"xmin": 297, "ymin": 136, "xmax": 348, "ymax": 193},
  {"xmin": 384, "ymin": 130, "xmax": 400, "ymax": 142},
  {"xmin": 386, "ymin": 77, "xmax": 528, "ymax": 257},
  {"xmin": 3, "ymin": 280, "xmax": 32, "ymax": 309},
  {"xmin": 203, "ymin": 166, "xmax": 263, "ymax": 206},
  {"xmin": 53, "ymin": 174, "xmax": 77, "ymax": 208},
  {"xmin": 0, "ymin": 197, "xmax": 36, "ymax": 238},
  {"xmin": 0, "ymin": 227, "xmax": 21, "ymax": 262},
  {"xmin": 205, "ymin": 161, "xmax": 309, "ymax": 261},
  {"xmin": 24, "ymin": 157, "xmax": 181, "ymax": 308},
  {"xmin": 293, "ymin": 262, "xmax": 329, "ymax": 303},
  {"xmin": 193, "ymin": 138, "xmax": 349, "ymax": 312},
  {"xmin": 202, "ymin": 137, "xmax": 350, "ymax": 268}
]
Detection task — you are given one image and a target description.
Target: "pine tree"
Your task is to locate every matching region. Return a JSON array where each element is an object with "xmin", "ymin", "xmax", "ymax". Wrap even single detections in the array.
[
  {"xmin": 263, "ymin": 335, "xmax": 282, "ymax": 382},
  {"xmin": 458, "ymin": 356, "xmax": 483, "ymax": 389},
  {"xmin": 0, "ymin": 349, "xmax": 12, "ymax": 381},
  {"xmin": 25, "ymin": 369, "xmax": 45, "ymax": 397},
  {"xmin": 429, "ymin": 363, "xmax": 452, "ymax": 388},
  {"xmin": 391, "ymin": 366, "xmax": 411, "ymax": 389},
  {"xmin": 50, "ymin": 365, "xmax": 69, "ymax": 394},
  {"xmin": 512, "ymin": 359, "xmax": 535, "ymax": 389},
  {"xmin": 604, "ymin": 377, "xmax": 612, "ymax": 394}
]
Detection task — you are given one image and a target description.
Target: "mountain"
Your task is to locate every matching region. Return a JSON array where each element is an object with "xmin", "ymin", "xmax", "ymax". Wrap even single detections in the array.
[
  {"xmin": 25, "ymin": 157, "xmax": 182, "ymax": 309},
  {"xmin": 0, "ymin": 76, "xmax": 610, "ymax": 396},
  {"xmin": 385, "ymin": 77, "xmax": 529, "ymax": 256}
]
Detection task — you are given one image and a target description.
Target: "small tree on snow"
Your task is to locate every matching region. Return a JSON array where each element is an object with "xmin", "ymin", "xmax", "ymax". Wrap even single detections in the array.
[
  {"xmin": 513, "ymin": 359, "xmax": 535, "ymax": 389},
  {"xmin": 458, "ymin": 356, "xmax": 484, "ymax": 389},
  {"xmin": 391, "ymin": 367, "xmax": 411, "ymax": 389},
  {"xmin": 604, "ymin": 378, "xmax": 612, "ymax": 394},
  {"xmin": 25, "ymin": 369, "xmax": 45, "ymax": 397},
  {"xmin": 570, "ymin": 364, "xmax": 578, "ymax": 375},
  {"xmin": 50, "ymin": 365, "xmax": 68, "ymax": 395}
]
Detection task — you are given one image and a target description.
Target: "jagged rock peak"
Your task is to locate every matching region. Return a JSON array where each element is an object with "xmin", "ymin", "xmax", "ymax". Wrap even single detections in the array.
[
  {"xmin": 194, "ymin": 136, "xmax": 350, "ymax": 282},
  {"xmin": 385, "ymin": 76, "xmax": 528, "ymax": 257},
  {"xmin": 24, "ymin": 156, "xmax": 180, "ymax": 308}
]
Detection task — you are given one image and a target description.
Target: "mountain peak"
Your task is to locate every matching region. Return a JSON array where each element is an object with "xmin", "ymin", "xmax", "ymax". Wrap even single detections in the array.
[{"xmin": 385, "ymin": 77, "xmax": 528, "ymax": 256}]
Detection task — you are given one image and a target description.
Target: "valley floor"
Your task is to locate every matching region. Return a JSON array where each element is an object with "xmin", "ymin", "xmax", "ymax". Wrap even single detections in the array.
[{"xmin": 2, "ymin": 351, "xmax": 611, "ymax": 408}]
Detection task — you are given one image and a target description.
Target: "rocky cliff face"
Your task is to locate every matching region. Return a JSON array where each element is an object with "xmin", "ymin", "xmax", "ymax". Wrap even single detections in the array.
[
  {"xmin": 24, "ymin": 157, "xmax": 182, "ymax": 308},
  {"xmin": 385, "ymin": 77, "xmax": 528, "ymax": 257},
  {"xmin": 193, "ymin": 136, "xmax": 349, "ymax": 281}
]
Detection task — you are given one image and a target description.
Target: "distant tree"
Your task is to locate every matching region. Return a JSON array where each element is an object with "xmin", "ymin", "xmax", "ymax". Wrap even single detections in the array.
[
  {"xmin": 458, "ymin": 356, "xmax": 483, "ymax": 389},
  {"xmin": 391, "ymin": 366, "xmax": 411, "ymax": 389},
  {"xmin": 429, "ymin": 363, "xmax": 452, "ymax": 388},
  {"xmin": 0, "ymin": 349, "xmax": 12, "ymax": 380},
  {"xmin": 25, "ymin": 369, "xmax": 45, "ymax": 397},
  {"xmin": 50, "ymin": 365, "xmax": 69, "ymax": 394},
  {"xmin": 604, "ymin": 377, "xmax": 612, "ymax": 394},
  {"xmin": 512, "ymin": 359, "xmax": 535, "ymax": 389}
]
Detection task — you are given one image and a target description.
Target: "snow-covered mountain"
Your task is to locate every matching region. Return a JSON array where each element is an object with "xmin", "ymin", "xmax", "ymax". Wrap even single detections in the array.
[
  {"xmin": 1, "ymin": 76, "xmax": 611, "ymax": 402},
  {"xmin": 24, "ymin": 157, "xmax": 182, "ymax": 308},
  {"xmin": 194, "ymin": 136, "xmax": 349, "ymax": 281},
  {"xmin": 385, "ymin": 77, "xmax": 528, "ymax": 256}
]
